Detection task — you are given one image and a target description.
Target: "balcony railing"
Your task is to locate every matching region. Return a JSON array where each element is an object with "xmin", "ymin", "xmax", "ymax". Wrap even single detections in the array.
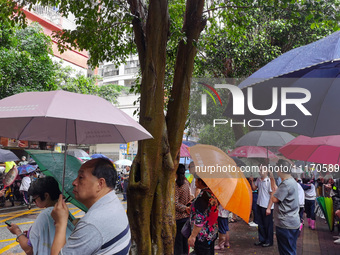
[{"xmin": 31, "ymin": 5, "xmax": 62, "ymax": 26}]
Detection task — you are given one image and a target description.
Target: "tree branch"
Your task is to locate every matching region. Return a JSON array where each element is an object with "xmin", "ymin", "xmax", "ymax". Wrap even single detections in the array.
[
  {"xmin": 128, "ymin": 0, "xmax": 147, "ymax": 73},
  {"xmin": 203, "ymin": 4, "xmax": 291, "ymax": 14},
  {"xmin": 166, "ymin": 0, "xmax": 206, "ymax": 160}
]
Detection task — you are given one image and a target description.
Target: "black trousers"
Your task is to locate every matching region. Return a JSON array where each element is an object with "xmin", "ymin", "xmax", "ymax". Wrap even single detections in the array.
[
  {"xmin": 257, "ymin": 205, "xmax": 273, "ymax": 245},
  {"xmin": 194, "ymin": 238, "xmax": 215, "ymax": 255},
  {"xmin": 174, "ymin": 218, "xmax": 189, "ymax": 255}
]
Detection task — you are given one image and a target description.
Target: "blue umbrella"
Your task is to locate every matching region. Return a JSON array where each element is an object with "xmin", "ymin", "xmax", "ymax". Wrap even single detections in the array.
[
  {"xmin": 239, "ymin": 31, "xmax": 340, "ymax": 88},
  {"xmin": 17, "ymin": 164, "xmax": 38, "ymax": 175},
  {"xmin": 225, "ymin": 31, "xmax": 340, "ymax": 137},
  {"xmin": 91, "ymin": 154, "xmax": 112, "ymax": 161}
]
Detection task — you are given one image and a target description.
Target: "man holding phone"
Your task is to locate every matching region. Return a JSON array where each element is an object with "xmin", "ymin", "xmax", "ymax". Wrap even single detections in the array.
[{"xmin": 51, "ymin": 158, "xmax": 131, "ymax": 255}]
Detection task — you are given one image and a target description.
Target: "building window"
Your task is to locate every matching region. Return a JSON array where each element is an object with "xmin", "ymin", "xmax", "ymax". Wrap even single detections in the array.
[
  {"xmin": 124, "ymin": 60, "xmax": 139, "ymax": 74},
  {"xmin": 103, "ymin": 64, "xmax": 119, "ymax": 77}
]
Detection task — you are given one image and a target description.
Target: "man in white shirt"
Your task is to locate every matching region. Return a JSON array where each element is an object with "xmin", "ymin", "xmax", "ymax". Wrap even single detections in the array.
[
  {"xmin": 249, "ymin": 165, "xmax": 274, "ymax": 247},
  {"xmin": 19, "ymin": 174, "xmax": 31, "ymax": 205}
]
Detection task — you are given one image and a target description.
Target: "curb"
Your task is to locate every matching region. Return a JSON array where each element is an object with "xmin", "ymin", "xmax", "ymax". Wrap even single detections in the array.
[{"xmin": 0, "ymin": 203, "xmax": 37, "ymax": 214}]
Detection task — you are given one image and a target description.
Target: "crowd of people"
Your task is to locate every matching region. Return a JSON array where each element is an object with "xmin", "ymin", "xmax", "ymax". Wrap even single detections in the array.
[
  {"xmin": 2, "ymin": 154, "xmax": 340, "ymax": 255},
  {"xmin": 3, "ymin": 158, "xmax": 130, "ymax": 255},
  {"xmin": 0, "ymin": 156, "xmax": 38, "ymax": 208},
  {"xmin": 174, "ymin": 160, "xmax": 340, "ymax": 255}
]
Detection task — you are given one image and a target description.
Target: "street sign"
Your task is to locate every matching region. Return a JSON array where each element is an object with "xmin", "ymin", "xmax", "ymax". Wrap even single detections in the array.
[{"xmin": 120, "ymin": 144, "xmax": 127, "ymax": 149}]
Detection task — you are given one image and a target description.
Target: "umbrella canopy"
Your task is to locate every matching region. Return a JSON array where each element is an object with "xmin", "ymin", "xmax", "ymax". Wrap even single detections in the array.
[
  {"xmin": 190, "ymin": 144, "xmax": 252, "ymax": 223},
  {"xmin": 225, "ymin": 31, "xmax": 340, "ymax": 137},
  {"xmin": 182, "ymin": 141, "xmax": 198, "ymax": 147},
  {"xmin": 229, "ymin": 146, "xmax": 277, "ymax": 159},
  {"xmin": 279, "ymin": 135, "xmax": 340, "ymax": 178},
  {"xmin": 115, "ymin": 159, "xmax": 132, "ymax": 166},
  {"xmin": 185, "ymin": 172, "xmax": 194, "ymax": 183},
  {"xmin": 280, "ymin": 135, "xmax": 340, "ymax": 164},
  {"xmin": 0, "ymin": 90, "xmax": 152, "ymax": 144},
  {"xmin": 0, "ymin": 149, "xmax": 19, "ymax": 162},
  {"xmin": 316, "ymin": 196, "xmax": 334, "ymax": 231},
  {"xmin": 240, "ymin": 31, "xmax": 340, "ymax": 88},
  {"xmin": 91, "ymin": 154, "xmax": 112, "ymax": 160},
  {"xmin": 0, "ymin": 90, "xmax": 152, "ymax": 192},
  {"xmin": 26, "ymin": 149, "xmax": 87, "ymax": 212},
  {"xmin": 67, "ymin": 149, "xmax": 90, "ymax": 158},
  {"xmin": 180, "ymin": 143, "xmax": 190, "ymax": 157},
  {"xmin": 235, "ymin": 130, "xmax": 294, "ymax": 147},
  {"xmin": 17, "ymin": 164, "xmax": 38, "ymax": 175},
  {"xmin": 2, "ymin": 165, "xmax": 18, "ymax": 188}
]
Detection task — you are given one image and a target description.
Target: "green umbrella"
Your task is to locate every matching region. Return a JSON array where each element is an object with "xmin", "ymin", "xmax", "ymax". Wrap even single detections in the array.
[
  {"xmin": 316, "ymin": 196, "xmax": 334, "ymax": 231},
  {"xmin": 26, "ymin": 149, "xmax": 88, "ymax": 213}
]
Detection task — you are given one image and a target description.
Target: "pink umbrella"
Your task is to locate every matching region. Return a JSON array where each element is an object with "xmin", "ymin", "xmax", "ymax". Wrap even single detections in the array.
[
  {"xmin": 229, "ymin": 146, "xmax": 277, "ymax": 159},
  {"xmin": 0, "ymin": 90, "xmax": 152, "ymax": 144},
  {"xmin": 0, "ymin": 90, "xmax": 152, "ymax": 191},
  {"xmin": 279, "ymin": 135, "xmax": 340, "ymax": 165},
  {"xmin": 180, "ymin": 143, "xmax": 190, "ymax": 157}
]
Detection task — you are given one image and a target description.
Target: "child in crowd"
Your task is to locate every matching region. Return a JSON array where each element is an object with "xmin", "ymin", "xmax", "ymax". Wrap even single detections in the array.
[{"xmin": 214, "ymin": 205, "xmax": 230, "ymax": 250}]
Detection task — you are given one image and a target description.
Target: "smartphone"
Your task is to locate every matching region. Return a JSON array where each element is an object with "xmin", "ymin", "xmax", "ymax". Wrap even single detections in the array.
[
  {"xmin": 186, "ymin": 200, "xmax": 193, "ymax": 206},
  {"xmin": 5, "ymin": 221, "xmax": 11, "ymax": 227}
]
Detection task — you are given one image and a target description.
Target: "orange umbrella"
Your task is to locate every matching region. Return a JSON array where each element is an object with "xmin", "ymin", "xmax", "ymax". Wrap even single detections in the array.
[{"xmin": 190, "ymin": 144, "xmax": 252, "ymax": 223}]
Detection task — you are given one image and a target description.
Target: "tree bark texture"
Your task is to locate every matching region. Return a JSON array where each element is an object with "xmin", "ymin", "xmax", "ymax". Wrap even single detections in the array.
[{"xmin": 127, "ymin": 0, "xmax": 206, "ymax": 254}]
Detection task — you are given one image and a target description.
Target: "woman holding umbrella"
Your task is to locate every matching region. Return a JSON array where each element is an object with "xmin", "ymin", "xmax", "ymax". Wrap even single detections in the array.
[
  {"xmin": 7, "ymin": 176, "xmax": 74, "ymax": 255},
  {"xmin": 188, "ymin": 177, "xmax": 219, "ymax": 255}
]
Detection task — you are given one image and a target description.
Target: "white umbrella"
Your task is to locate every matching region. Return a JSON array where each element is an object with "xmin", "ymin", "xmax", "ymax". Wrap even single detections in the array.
[{"xmin": 115, "ymin": 159, "xmax": 132, "ymax": 166}]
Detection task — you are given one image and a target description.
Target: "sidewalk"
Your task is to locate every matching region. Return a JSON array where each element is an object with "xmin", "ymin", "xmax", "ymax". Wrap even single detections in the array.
[
  {"xmin": 0, "ymin": 200, "xmax": 35, "ymax": 214},
  {"xmin": 214, "ymin": 216, "xmax": 339, "ymax": 255},
  {"xmin": 1, "ymin": 201, "xmax": 338, "ymax": 254}
]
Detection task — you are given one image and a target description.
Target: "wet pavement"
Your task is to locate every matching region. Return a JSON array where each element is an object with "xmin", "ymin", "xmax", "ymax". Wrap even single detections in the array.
[
  {"xmin": 214, "ymin": 216, "xmax": 339, "ymax": 255},
  {"xmin": 1, "ymin": 199, "xmax": 338, "ymax": 254}
]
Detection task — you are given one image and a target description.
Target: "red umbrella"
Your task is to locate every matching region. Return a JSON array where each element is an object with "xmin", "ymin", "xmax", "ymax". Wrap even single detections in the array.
[
  {"xmin": 229, "ymin": 146, "xmax": 277, "ymax": 159},
  {"xmin": 180, "ymin": 143, "xmax": 190, "ymax": 157},
  {"xmin": 279, "ymin": 135, "xmax": 340, "ymax": 165}
]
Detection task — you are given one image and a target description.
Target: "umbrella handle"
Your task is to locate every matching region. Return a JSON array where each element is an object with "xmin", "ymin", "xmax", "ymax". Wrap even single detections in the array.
[{"xmin": 322, "ymin": 183, "xmax": 325, "ymax": 197}]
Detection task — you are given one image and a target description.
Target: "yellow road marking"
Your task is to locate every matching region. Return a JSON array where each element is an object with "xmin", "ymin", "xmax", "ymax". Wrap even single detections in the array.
[
  {"xmin": 0, "ymin": 241, "xmax": 19, "ymax": 253},
  {"xmin": 0, "ymin": 221, "xmax": 34, "ymax": 228},
  {"xmin": 0, "ymin": 238, "xmax": 16, "ymax": 243},
  {"xmin": 0, "ymin": 208, "xmax": 41, "ymax": 224},
  {"xmin": 71, "ymin": 209, "xmax": 82, "ymax": 216}
]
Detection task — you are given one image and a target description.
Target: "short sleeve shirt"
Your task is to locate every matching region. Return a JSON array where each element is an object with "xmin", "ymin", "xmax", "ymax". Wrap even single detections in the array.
[
  {"xmin": 256, "ymin": 177, "xmax": 273, "ymax": 209},
  {"xmin": 60, "ymin": 191, "xmax": 131, "ymax": 255},
  {"xmin": 190, "ymin": 188, "xmax": 219, "ymax": 242},
  {"xmin": 29, "ymin": 207, "xmax": 74, "ymax": 255},
  {"xmin": 273, "ymin": 177, "xmax": 300, "ymax": 229}
]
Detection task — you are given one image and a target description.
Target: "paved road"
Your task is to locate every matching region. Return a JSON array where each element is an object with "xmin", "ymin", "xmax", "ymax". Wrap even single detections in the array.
[{"xmin": 0, "ymin": 192, "xmax": 126, "ymax": 255}]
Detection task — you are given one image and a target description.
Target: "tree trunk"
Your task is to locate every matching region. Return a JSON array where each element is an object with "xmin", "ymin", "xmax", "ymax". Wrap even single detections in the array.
[{"xmin": 127, "ymin": 0, "xmax": 206, "ymax": 254}]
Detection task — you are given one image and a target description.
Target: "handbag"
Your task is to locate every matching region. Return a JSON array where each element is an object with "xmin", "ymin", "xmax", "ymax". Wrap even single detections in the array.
[{"xmin": 181, "ymin": 219, "xmax": 191, "ymax": 239}]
